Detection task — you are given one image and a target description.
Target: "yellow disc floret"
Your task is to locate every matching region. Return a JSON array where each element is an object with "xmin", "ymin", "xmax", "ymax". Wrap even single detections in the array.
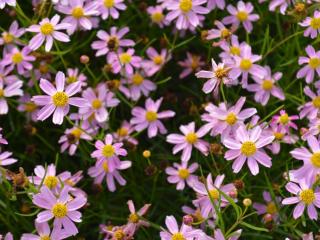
[
  {"xmin": 262, "ymin": 80, "xmax": 273, "ymax": 91},
  {"xmin": 102, "ymin": 144, "xmax": 115, "ymax": 158},
  {"xmin": 44, "ymin": 176, "xmax": 58, "ymax": 189},
  {"xmin": 179, "ymin": 0, "xmax": 192, "ymax": 13},
  {"xmin": 240, "ymin": 59, "xmax": 252, "ymax": 71},
  {"xmin": 236, "ymin": 11, "xmax": 248, "ymax": 21},
  {"xmin": 311, "ymin": 152, "xmax": 320, "ymax": 167},
  {"xmin": 12, "ymin": 52, "xmax": 23, "ymax": 64},
  {"xmin": 91, "ymin": 99, "xmax": 102, "ymax": 109},
  {"xmin": 145, "ymin": 111, "xmax": 157, "ymax": 122},
  {"xmin": 171, "ymin": 232, "xmax": 186, "ymax": 240},
  {"xmin": 52, "ymin": 203, "xmax": 67, "ymax": 218},
  {"xmin": 40, "ymin": 23, "xmax": 54, "ymax": 35},
  {"xmin": 241, "ymin": 141, "xmax": 257, "ymax": 156},
  {"xmin": 300, "ymin": 189, "xmax": 315, "ymax": 205},
  {"xmin": 178, "ymin": 168, "xmax": 190, "ymax": 179},
  {"xmin": 225, "ymin": 112, "xmax": 237, "ymax": 125},
  {"xmin": 52, "ymin": 92, "xmax": 69, "ymax": 107},
  {"xmin": 310, "ymin": 17, "xmax": 320, "ymax": 30},
  {"xmin": 72, "ymin": 7, "xmax": 84, "ymax": 18},
  {"xmin": 309, "ymin": 57, "xmax": 320, "ymax": 69},
  {"xmin": 185, "ymin": 132, "xmax": 198, "ymax": 144},
  {"xmin": 119, "ymin": 53, "xmax": 132, "ymax": 64},
  {"xmin": 104, "ymin": 0, "xmax": 114, "ymax": 8}
]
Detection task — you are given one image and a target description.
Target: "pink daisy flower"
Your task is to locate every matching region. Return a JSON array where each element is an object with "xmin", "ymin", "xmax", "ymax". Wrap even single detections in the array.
[
  {"xmin": 178, "ymin": 52, "xmax": 205, "ymax": 79},
  {"xmin": 302, "ymin": 118, "xmax": 320, "ymax": 140},
  {"xmin": 21, "ymin": 222, "xmax": 70, "ymax": 240},
  {"xmin": 126, "ymin": 200, "xmax": 151, "ymax": 235},
  {"xmin": 165, "ymin": 161, "xmax": 198, "ymax": 190},
  {"xmin": 31, "ymin": 71, "xmax": 88, "ymax": 125},
  {"xmin": 65, "ymin": 68, "xmax": 87, "ymax": 87},
  {"xmin": 272, "ymin": 109, "xmax": 299, "ymax": 130},
  {"xmin": 27, "ymin": 14, "xmax": 70, "ymax": 52},
  {"xmin": 96, "ymin": 0, "xmax": 126, "ymax": 19},
  {"xmin": 222, "ymin": 1, "xmax": 259, "ymax": 33},
  {"xmin": 0, "ymin": 151, "xmax": 17, "ymax": 167},
  {"xmin": 0, "ymin": 0, "xmax": 15, "ymax": 9},
  {"xmin": 143, "ymin": 47, "xmax": 171, "ymax": 77},
  {"xmin": 297, "ymin": 45, "xmax": 320, "ymax": 83},
  {"xmin": 282, "ymin": 181, "xmax": 320, "ymax": 220},
  {"xmin": 166, "ymin": 122, "xmax": 209, "ymax": 162},
  {"xmin": 268, "ymin": 0, "xmax": 292, "ymax": 14},
  {"xmin": 147, "ymin": 5, "xmax": 168, "ymax": 28},
  {"xmin": 0, "ymin": 233, "xmax": 13, "ymax": 240},
  {"xmin": 300, "ymin": 86, "xmax": 320, "ymax": 120},
  {"xmin": 17, "ymin": 93, "xmax": 39, "ymax": 121},
  {"xmin": 207, "ymin": 0, "xmax": 225, "ymax": 10},
  {"xmin": 0, "ymin": 65, "xmax": 18, "ymax": 84},
  {"xmin": 166, "ymin": 0, "xmax": 209, "ymax": 30},
  {"xmin": 299, "ymin": 10, "xmax": 320, "ymax": 39},
  {"xmin": 253, "ymin": 191, "xmax": 281, "ymax": 223},
  {"xmin": 112, "ymin": 121, "xmax": 138, "ymax": 146},
  {"xmin": 0, "ymin": 79, "xmax": 23, "ymax": 115},
  {"xmin": 223, "ymin": 125, "xmax": 275, "ymax": 175},
  {"xmin": 2, "ymin": 47, "xmax": 35, "ymax": 75},
  {"xmin": 0, "ymin": 20, "xmax": 25, "ymax": 49},
  {"xmin": 33, "ymin": 186, "xmax": 87, "ymax": 236},
  {"xmin": 0, "ymin": 128, "xmax": 8, "ymax": 145},
  {"xmin": 131, "ymin": 97, "xmax": 175, "ymax": 138},
  {"xmin": 219, "ymin": 35, "xmax": 245, "ymax": 60},
  {"xmin": 206, "ymin": 21, "xmax": 233, "ymax": 44}
]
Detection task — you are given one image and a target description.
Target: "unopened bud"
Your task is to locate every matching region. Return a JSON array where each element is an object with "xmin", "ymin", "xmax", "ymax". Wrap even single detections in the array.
[
  {"xmin": 80, "ymin": 55, "xmax": 90, "ymax": 64},
  {"xmin": 243, "ymin": 198, "xmax": 252, "ymax": 207}
]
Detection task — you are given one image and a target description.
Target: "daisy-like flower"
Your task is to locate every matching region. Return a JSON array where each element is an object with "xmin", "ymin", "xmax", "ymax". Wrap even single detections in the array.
[
  {"xmin": 0, "ymin": 65, "xmax": 18, "ymax": 84},
  {"xmin": 165, "ymin": 161, "xmax": 198, "ymax": 190},
  {"xmin": 27, "ymin": 14, "xmax": 70, "ymax": 52},
  {"xmin": 31, "ymin": 71, "xmax": 88, "ymax": 125},
  {"xmin": 147, "ymin": 5, "xmax": 168, "ymax": 28},
  {"xmin": 219, "ymin": 35, "xmax": 245, "ymax": 60},
  {"xmin": 108, "ymin": 48, "xmax": 142, "ymax": 75},
  {"xmin": 0, "ymin": 80, "xmax": 23, "ymax": 115},
  {"xmin": 166, "ymin": 0, "xmax": 209, "ymax": 30},
  {"xmin": 302, "ymin": 118, "xmax": 320, "ymax": 140},
  {"xmin": 166, "ymin": 122, "xmax": 209, "ymax": 162},
  {"xmin": 96, "ymin": 0, "xmax": 126, "ymax": 19},
  {"xmin": 0, "ymin": 128, "xmax": 8, "ymax": 145},
  {"xmin": 21, "ymin": 222, "xmax": 70, "ymax": 240},
  {"xmin": 2, "ymin": 47, "xmax": 35, "ymax": 75},
  {"xmin": 297, "ymin": 45, "xmax": 320, "ymax": 83},
  {"xmin": 282, "ymin": 181, "xmax": 320, "ymax": 220},
  {"xmin": 222, "ymin": 1, "xmax": 259, "ymax": 33},
  {"xmin": 300, "ymin": 10, "xmax": 320, "ymax": 39},
  {"xmin": 112, "ymin": 121, "xmax": 138, "ymax": 146},
  {"xmin": 253, "ymin": 191, "xmax": 281, "ymax": 223},
  {"xmin": 131, "ymin": 97, "xmax": 175, "ymax": 138},
  {"xmin": 160, "ymin": 215, "xmax": 204, "ymax": 240},
  {"xmin": 33, "ymin": 186, "xmax": 87, "ymax": 236},
  {"xmin": 0, "ymin": 0, "xmax": 15, "ymax": 9},
  {"xmin": 0, "ymin": 20, "xmax": 25, "ymax": 49},
  {"xmin": 65, "ymin": 68, "xmax": 87, "ymax": 86},
  {"xmin": 91, "ymin": 26, "xmax": 134, "ymax": 57},
  {"xmin": 268, "ymin": 0, "xmax": 291, "ymax": 14},
  {"xmin": 207, "ymin": 21, "xmax": 233, "ymax": 45},
  {"xmin": 196, "ymin": 58, "xmax": 234, "ymax": 94},
  {"xmin": 207, "ymin": 0, "xmax": 225, "ymax": 10},
  {"xmin": 0, "ymin": 233, "xmax": 13, "ymax": 240},
  {"xmin": 178, "ymin": 52, "xmax": 205, "ymax": 79},
  {"xmin": 247, "ymin": 66, "xmax": 285, "ymax": 106},
  {"xmin": 55, "ymin": 0, "xmax": 99, "ymax": 35},
  {"xmin": 126, "ymin": 200, "xmax": 151, "ymax": 234},
  {"xmin": 0, "ymin": 151, "xmax": 17, "ymax": 167},
  {"xmin": 17, "ymin": 94, "xmax": 39, "ymax": 121},
  {"xmin": 300, "ymin": 86, "xmax": 320, "ymax": 120},
  {"xmin": 272, "ymin": 109, "xmax": 299, "ymax": 130},
  {"xmin": 143, "ymin": 47, "xmax": 171, "ymax": 77},
  {"xmin": 223, "ymin": 125, "xmax": 275, "ymax": 175},
  {"xmin": 192, "ymin": 174, "xmax": 237, "ymax": 218}
]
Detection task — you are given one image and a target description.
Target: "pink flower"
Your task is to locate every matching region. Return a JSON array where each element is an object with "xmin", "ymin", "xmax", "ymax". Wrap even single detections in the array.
[
  {"xmin": 219, "ymin": 35, "xmax": 245, "ymax": 60},
  {"xmin": 0, "ymin": 233, "xmax": 13, "ymax": 240},
  {"xmin": 131, "ymin": 97, "xmax": 175, "ymax": 138},
  {"xmin": 27, "ymin": 14, "xmax": 70, "ymax": 52},
  {"xmin": 0, "ymin": 79, "xmax": 23, "ymax": 115},
  {"xmin": 143, "ymin": 47, "xmax": 171, "ymax": 76},
  {"xmin": 31, "ymin": 71, "xmax": 88, "ymax": 125},
  {"xmin": 166, "ymin": 122, "xmax": 209, "ymax": 162},
  {"xmin": 247, "ymin": 66, "xmax": 285, "ymax": 105},
  {"xmin": 65, "ymin": 68, "xmax": 87, "ymax": 87},
  {"xmin": 206, "ymin": 21, "xmax": 233, "ymax": 44},
  {"xmin": 300, "ymin": 10, "xmax": 320, "ymax": 39},
  {"xmin": 147, "ymin": 5, "xmax": 168, "ymax": 28},
  {"xmin": 0, "ymin": 151, "xmax": 17, "ymax": 166},
  {"xmin": 223, "ymin": 125, "xmax": 275, "ymax": 175},
  {"xmin": 165, "ymin": 161, "xmax": 198, "ymax": 190},
  {"xmin": 2, "ymin": 47, "xmax": 35, "ymax": 75},
  {"xmin": 21, "ymin": 222, "xmax": 70, "ymax": 240},
  {"xmin": 112, "ymin": 121, "xmax": 138, "ymax": 146},
  {"xmin": 91, "ymin": 26, "xmax": 134, "ymax": 57},
  {"xmin": 297, "ymin": 45, "xmax": 320, "ymax": 83},
  {"xmin": 272, "ymin": 109, "xmax": 299, "ymax": 130},
  {"xmin": 166, "ymin": 0, "xmax": 209, "ymax": 30},
  {"xmin": 126, "ymin": 200, "xmax": 151, "ymax": 235},
  {"xmin": 207, "ymin": 0, "xmax": 225, "ymax": 10},
  {"xmin": 253, "ymin": 191, "xmax": 281, "ymax": 222},
  {"xmin": 300, "ymin": 86, "xmax": 320, "ymax": 120},
  {"xmin": 282, "ymin": 181, "xmax": 320, "ymax": 220},
  {"xmin": 17, "ymin": 94, "xmax": 39, "ymax": 121},
  {"xmin": 96, "ymin": 0, "xmax": 126, "ymax": 19},
  {"xmin": 33, "ymin": 186, "xmax": 87, "ymax": 236},
  {"xmin": 0, "ymin": 20, "xmax": 25, "ymax": 49},
  {"xmin": 0, "ymin": 0, "xmax": 15, "ymax": 9},
  {"xmin": 222, "ymin": 1, "xmax": 259, "ymax": 33},
  {"xmin": 178, "ymin": 52, "xmax": 205, "ymax": 79},
  {"xmin": 0, "ymin": 128, "xmax": 8, "ymax": 145},
  {"xmin": 268, "ymin": 0, "xmax": 291, "ymax": 14},
  {"xmin": 213, "ymin": 229, "xmax": 242, "ymax": 240},
  {"xmin": 302, "ymin": 118, "xmax": 320, "ymax": 140}
]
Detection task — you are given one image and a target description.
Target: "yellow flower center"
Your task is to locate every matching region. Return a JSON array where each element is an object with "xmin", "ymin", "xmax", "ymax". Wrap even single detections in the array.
[
  {"xmin": 91, "ymin": 99, "xmax": 102, "ymax": 109},
  {"xmin": 102, "ymin": 144, "xmax": 115, "ymax": 158},
  {"xmin": 119, "ymin": 53, "xmax": 132, "ymax": 64},
  {"xmin": 309, "ymin": 57, "xmax": 320, "ymax": 69},
  {"xmin": 171, "ymin": 232, "xmax": 185, "ymax": 240},
  {"xmin": 71, "ymin": 128, "xmax": 82, "ymax": 139},
  {"xmin": 40, "ymin": 236, "xmax": 50, "ymax": 240},
  {"xmin": 72, "ymin": 7, "xmax": 84, "ymax": 19},
  {"xmin": 102, "ymin": 161, "xmax": 109, "ymax": 172},
  {"xmin": 185, "ymin": 132, "xmax": 198, "ymax": 144},
  {"xmin": 153, "ymin": 55, "xmax": 163, "ymax": 65},
  {"xmin": 145, "ymin": 111, "xmax": 157, "ymax": 122},
  {"xmin": 0, "ymin": 89, "xmax": 4, "ymax": 98},
  {"xmin": 12, "ymin": 52, "xmax": 23, "ymax": 64},
  {"xmin": 215, "ymin": 67, "xmax": 229, "ymax": 79},
  {"xmin": 25, "ymin": 102, "xmax": 37, "ymax": 112},
  {"xmin": 104, "ymin": 0, "xmax": 114, "ymax": 8},
  {"xmin": 266, "ymin": 202, "xmax": 277, "ymax": 214},
  {"xmin": 128, "ymin": 213, "xmax": 139, "ymax": 223},
  {"xmin": 117, "ymin": 127, "xmax": 128, "ymax": 137},
  {"xmin": 230, "ymin": 46, "xmax": 241, "ymax": 56},
  {"xmin": 178, "ymin": 168, "xmax": 190, "ymax": 179},
  {"xmin": 262, "ymin": 80, "xmax": 273, "ymax": 91},
  {"xmin": 114, "ymin": 230, "xmax": 125, "ymax": 240},
  {"xmin": 279, "ymin": 113, "xmax": 289, "ymax": 125},
  {"xmin": 52, "ymin": 92, "xmax": 69, "ymax": 107},
  {"xmin": 67, "ymin": 76, "xmax": 77, "ymax": 83},
  {"xmin": 240, "ymin": 59, "xmax": 252, "ymax": 71},
  {"xmin": 151, "ymin": 12, "xmax": 164, "ymax": 23},
  {"xmin": 274, "ymin": 132, "xmax": 284, "ymax": 140},
  {"xmin": 236, "ymin": 11, "xmax": 248, "ymax": 21},
  {"xmin": 44, "ymin": 176, "xmax": 58, "ymax": 189},
  {"xmin": 52, "ymin": 203, "xmax": 67, "ymax": 218},
  {"xmin": 40, "ymin": 23, "xmax": 54, "ymax": 35},
  {"xmin": 313, "ymin": 96, "xmax": 320, "ymax": 108},
  {"xmin": 3, "ymin": 33, "xmax": 13, "ymax": 44},
  {"xmin": 190, "ymin": 56, "xmax": 199, "ymax": 70},
  {"xmin": 39, "ymin": 64, "xmax": 49, "ymax": 74},
  {"xmin": 209, "ymin": 188, "xmax": 220, "ymax": 200},
  {"xmin": 310, "ymin": 152, "xmax": 320, "ymax": 168},
  {"xmin": 179, "ymin": 0, "xmax": 192, "ymax": 13},
  {"xmin": 300, "ymin": 189, "xmax": 315, "ymax": 205},
  {"xmin": 221, "ymin": 28, "xmax": 231, "ymax": 39},
  {"xmin": 132, "ymin": 73, "xmax": 144, "ymax": 85},
  {"xmin": 310, "ymin": 17, "xmax": 320, "ymax": 30},
  {"xmin": 241, "ymin": 141, "xmax": 257, "ymax": 156},
  {"xmin": 225, "ymin": 112, "xmax": 237, "ymax": 125}
]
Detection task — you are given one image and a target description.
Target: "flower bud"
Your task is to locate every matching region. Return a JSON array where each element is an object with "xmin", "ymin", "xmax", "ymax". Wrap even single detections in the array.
[
  {"xmin": 243, "ymin": 198, "xmax": 252, "ymax": 207},
  {"xmin": 80, "ymin": 55, "xmax": 90, "ymax": 64},
  {"xmin": 183, "ymin": 215, "xmax": 194, "ymax": 226},
  {"xmin": 143, "ymin": 150, "xmax": 151, "ymax": 158}
]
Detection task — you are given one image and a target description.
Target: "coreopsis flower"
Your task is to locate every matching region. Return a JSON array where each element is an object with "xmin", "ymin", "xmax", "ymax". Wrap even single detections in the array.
[
  {"xmin": 33, "ymin": 186, "xmax": 87, "ymax": 236},
  {"xmin": 178, "ymin": 52, "xmax": 205, "ymax": 79},
  {"xmin": 302, "ymin": 118, "xmax": 320, "ymax": 140},
  {"xmin": 192, "ymin": 174, "xmax": 236, "ymax": 218},
  {"xmin": 165, "ymin": 161, "xmax": 198, "ymax": 190},
  {"xmin": 2, "ymin": 47, "xmax": 35, "ymax": 75},
  {"xmin": 247, "ymin": 66, "xmax": 285, "ymax": 105},
  {"xmin": 0, "ymin": 20, "xmax": 25, "ymax": 49},
  {"xmin": 300, "ymin": 86, "xmax": 320, "ymax": 120},
  {"xmin": 31, "ymin": 71, "xmax": 88, "ymax": 125},
  {"xmin": 166, "ymin": 122, "xmax": 209, "ymax": 162},
  {"xmin": 207, "ymin": 0, "xmax": 225, "ymax": 10},
  {"xmin": 27, "ymin": 14, "xmax": 70, "ymax": 52},
  {"xmin": 201, "ymin": 97, "xmax": 257, "ymax": 137},
  {"xmin": 0, "ymin": 0, "xmax": 15, "ymax": 9},
  {"xmin": 131, "ymin": 97, "xmax": 175, "ymax": 138},
  {"xmin": 147, "ymin": 5, "xmax": 168, "ymax": 28},
  {"xmin": 196, "ymin": 59, "xmax": 234, "ymax": 95},
  {"xmin": 143, "ymin": 47, "xmax": 171, "ymax": 76},
  {"xmin": 0, "ymin": 151, "xmax": 17, "ymax": 167},
  {"xmin": 91, "ymin": 26, "xmax": 134, "ymax": 57},
  {"xmin": 297, "ymin": 45, "xmax": 320, "ymax": 83},
  {"xmin": 0, "ymin": 233, "xmax": 13, "ymax": 240},
  {"xmin": 102, "ymin": 225, "xmax": 133, "ymax": 240},
  {"xmin": 223, "ymin": 1, "xmax": 259, "ymax": 33},
  {"xmin": 21, "ymin": 222, "xmax": 70, "ymax": 240},
  {"xmin": 17, "ymin": 94, "xmax": 39, "ymax": 121},
  {"xmin": 55, "ymin": 0, "xmax": 99, "ymax": 35},
  {"xmin": 300, "ymin": 10, "xmax": 320, "ymax": 39},
  {"xmin": 0, "ymin": 128, "xmax": 8, "ymax": 145},
  {"xmin": 65, "ymin": 68, "xmax": 87, "ymax": 86},
  {"xmin": 253, "ymin": 191, "xmax": 281, "ymax": 222},
  {"xmin": 112, "ymin": 121, "xmax": 138, "ymax": 145},
  {"xmin": 126, "ymin": 200, "xmax": 151, "ymax": 234},
  {"xmin": 165, "ymin": 0, "xmax": 209, "ymax": 30},
  {"xmin": 0, "ymin": 79, "xmax": 23, "ymax": 115},
  {"xmin": 206, "ymin": 21, "xmax": 233, "ymax": 44},
  {"xmin": 0, "ymin": 65, "xmax": 18, "ymax": 83},
  {"xmin": 160, "ymin": 215, "xmax": 204, "ymax": 240},
  {"xmin": 282, "ymin": 181, "xmax": 320, "ymax": 220},
  {"xmin": 268, "ymin": 0, "xmax": 291, "ymax": 14},
  {"xmin": 223, "ymin": 125, "xmax": 275, "ymax": 175},
  {"xmin": 96, "ymin": 0, "xmax": 126, "ymax": 19},
  {"xmin": 272, "ymin": 110, "xmax": 299, "ymax": 130},
  {"xmin": 108, "ymin": 48, "xmax": 142, "ymax": 75},
  {"xmin": 219, "ymin": 35, "xmax": 245, "ymax": 60}
]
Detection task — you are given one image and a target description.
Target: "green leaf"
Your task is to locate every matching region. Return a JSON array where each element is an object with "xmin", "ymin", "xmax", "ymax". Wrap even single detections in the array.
[{"xmin": 240, "ymin": 222, "xmax": 269, "ymax": 232}]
